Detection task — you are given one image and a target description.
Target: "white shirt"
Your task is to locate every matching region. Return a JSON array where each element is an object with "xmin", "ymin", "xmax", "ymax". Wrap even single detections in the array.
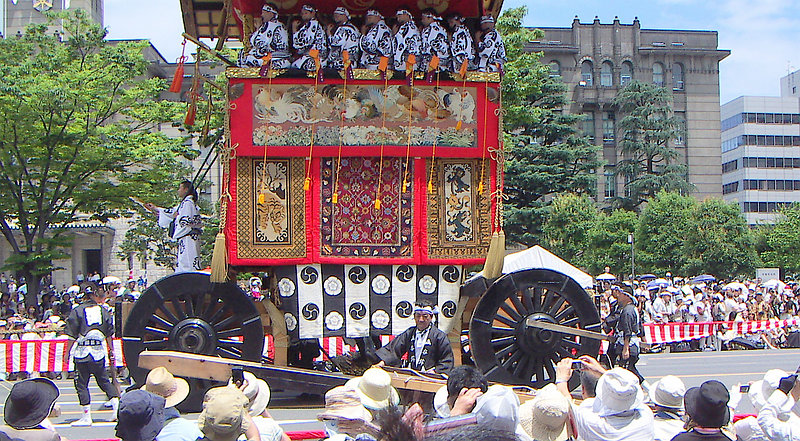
[
  {"xmin": 758, "ymin": 391, "xmax": 800, "ymax": 441},
  {"xmin": 653, "ymin": 411, "xmax": 684, "ymax": 441},
  {"xmin": 413, "ymin": 327, "xmax": 430, "ymax": 366},
  {"xmin": 737, "ymin": 415, "xmax": 772, "ymax": 441},
  {"xmin": 572, "ymin": 400, "xmax": 655, "ymax": 441}
]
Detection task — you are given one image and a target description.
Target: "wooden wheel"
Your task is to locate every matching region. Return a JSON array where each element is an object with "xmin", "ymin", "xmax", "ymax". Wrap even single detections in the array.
[
  {"xmin": 123, "ymin": 272, "xmax": 264, "ymax": 411},
  {"xmin": 469, "ymin": 269, "xmax": 601, "ymax": 387}
]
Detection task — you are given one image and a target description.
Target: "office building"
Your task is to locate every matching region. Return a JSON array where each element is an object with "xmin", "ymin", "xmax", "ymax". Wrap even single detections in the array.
[
  {"xmin": 721, "ymin": 70, "xmax": 800, "ymax": 224},
  {"xmin": 526, "ymin": 17, "xmax": 730, "ymax": 201},
  {"xmin": 1, "ymin": 0, "xmax": 102, "ymax": 37}
]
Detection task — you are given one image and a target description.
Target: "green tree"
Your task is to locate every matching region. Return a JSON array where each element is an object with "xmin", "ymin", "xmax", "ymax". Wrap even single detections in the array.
[
  {"xmin": 682, "ymin": 199, "xmax": 757, "ymax": 278},
  {"xmin": 761, "ymin": 204, "xmax": 800, "ymax": 274},
  {"xmin": 0, "ymin": 11, "xmax": 192, "ymax": 307},
  {"xmin": 586, "ymin": 209, "xmax": 638, "ymax": 277},
  {"xmin": 612, "ymin": 82, "xmax": 693, "ymax": 209},
  {"xmin": 501, "ymin": 7, "xmax": 602, "ymax": 246},
  {"xmin": 541, "ymin": 194, "xmax": 599, "ymax": 268},
  {"xmin": 635, "ymin": 191, "xmax": 696, "ymax": 275}
]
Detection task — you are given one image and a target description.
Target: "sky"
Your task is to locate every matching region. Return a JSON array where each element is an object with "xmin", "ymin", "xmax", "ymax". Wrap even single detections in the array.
[{"xmin": 104, "ymin": 0, "xmax": 800, "ymax": 104}]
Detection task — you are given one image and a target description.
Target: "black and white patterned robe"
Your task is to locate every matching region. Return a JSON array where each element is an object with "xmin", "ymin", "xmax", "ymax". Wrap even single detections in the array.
[
  {"xmin": 450, "ymin": 23, "xmax": 474, "ymax": 72},
  {"xmin": 392, "ymin": 21, "xmax": 420, "ymax": 71},
  {"xmin": 239, "ymin": 19, "xmax": 291, "ymax": 69},
  {"xmin": 292, "ymin": 18, "xmax": 328, "ymax": 70},
  {"xmin": 419, "ymin": 21, "xmax": 450, "ymax": 72},
  {"xmin": 476, "ymin": 29, "xmax": 506, "ymax": 72},
  {"xmin": 359, "ymin": 20, "xmax": 393, "ymax": 70},
  {"xmin": 376, "ymin": 325, "xmax": 454, "ymax": 373},
  {"xmin": 326, "ymin": 22, "xmax": 361, "ymax": 70},
  {"xmin": 157, "ymin": 196, "xmax": 203, "ymax": 273}
]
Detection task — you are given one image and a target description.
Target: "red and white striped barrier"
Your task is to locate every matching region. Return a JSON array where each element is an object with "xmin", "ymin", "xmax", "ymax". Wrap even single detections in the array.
[
  {"xmin": 0, "ymin": 338, "xmax": 125, "ymax": 373},
  {"xmin": 643, "ymin": 317, "xmax": 800, "ymax": 344}
]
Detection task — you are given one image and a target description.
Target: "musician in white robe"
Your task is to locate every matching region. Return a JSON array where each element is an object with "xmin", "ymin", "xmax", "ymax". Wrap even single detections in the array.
[
  {"xmin": 239, "ymin": 4, "xmax": 290, "ymax": 69},
  {"xmin": 291, "ymin": 4, "xmax": 328, "ymax": 71},
  {"xmin": 447, "ymin": 13, "xmax": 474, "ymax": 72},
  {"xmin": 359, "ymin": 9, "xmax": 393, "ymax": 70},
  {"xmin": 325, "ymin": 6, "xmax": 360, "ymax": 70},
  {"xmin": 475, "ymin": 15, "xmax": 506, "ymax": 72},
  {"xmin": 392, "ymin": 9, "xmax": 420, "ymax": 72},
  {"xmin": 145, "ymin": 181, "xmax": 203, "ymax": 273},
  {"xmin": 418, "ymin": 10, "xmax": 450, "ymax": 72}
]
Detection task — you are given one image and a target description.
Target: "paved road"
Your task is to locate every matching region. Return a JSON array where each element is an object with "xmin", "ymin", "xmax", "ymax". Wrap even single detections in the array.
[{"xmin": 0, "ymin": 348, "xmax": 797, "ymax": 439}]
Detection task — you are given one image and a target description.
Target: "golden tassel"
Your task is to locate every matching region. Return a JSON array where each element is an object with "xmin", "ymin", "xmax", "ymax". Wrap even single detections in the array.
[
  {"xmin": 482, "ymin": 232, "xmax": 503, "ymax": 279},
  {"xmin": 209, "ymin": 232, "xmax": 228, "ymax": 283}
]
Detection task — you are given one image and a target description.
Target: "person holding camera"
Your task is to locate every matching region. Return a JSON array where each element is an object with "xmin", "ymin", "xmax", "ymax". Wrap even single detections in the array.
[{"xmin": 758, "ymin": 370, "xmax": 800, "ymax": 440}]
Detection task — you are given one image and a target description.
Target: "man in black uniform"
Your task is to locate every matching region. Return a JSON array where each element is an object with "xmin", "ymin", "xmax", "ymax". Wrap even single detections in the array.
[
  {"xmin": 375, "ymin": 300, "xmax": 454, "ymax": 373},
  {"xmin": 608, "ymin": 284, "xmax": 645, "ymax": 383},
  {"xmin": 65, "ymin": 283, "xmax": 119, "ymax": 426}
]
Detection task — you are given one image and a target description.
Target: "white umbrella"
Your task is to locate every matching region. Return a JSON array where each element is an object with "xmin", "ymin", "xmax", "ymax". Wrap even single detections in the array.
[
  {"xmin": 724, "ymin": 282, "xmax": 748, "ymax": 292},
  {"xmin": 66, "ymin": 285, "xmax": 80, "ymax": 294},
  {"xmin": 647, "ymin": 278, "xmax": 670, "ymax": 290},
  {"xmin": 102, "ymin": 276, "xmax": 121, "ymax": 285},
  {"xmin": 763, "ymin": 279, "xmax": 785, "ymax": 290},
  {"xmin": 596, "ymin": 273, "xmax": 616, "ymax": 281}
]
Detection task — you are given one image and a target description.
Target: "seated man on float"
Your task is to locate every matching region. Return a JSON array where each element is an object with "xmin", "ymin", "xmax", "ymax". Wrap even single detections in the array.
[
  {"xmin": 291, "ymin": 4, "xmax": 328, "ymax": 71},
  {"xmin": 239, "ymin": 4, "xmax": 290, "ymax": 69},
  {"xmin": 375, "ymin": 301, "xmax": 453, "ymax": 373},
  {"xmin": 359, "ymin": 9, "xmax": 393, "ymax": 70},
  {"xmin": 474, "ymin": 15, "xmax": 506, "ymax": 72}
]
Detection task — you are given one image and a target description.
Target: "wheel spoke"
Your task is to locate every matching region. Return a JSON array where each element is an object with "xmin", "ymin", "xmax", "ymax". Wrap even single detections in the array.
[
  {"xmin": 542, "ymin": 289, "xmax": 555, "ymax": 312},
  {"xmin": 156, "ymin": 306, "xmax": 180, "ymax": 327},
  {"xmin": 217, "ymin": 327, "xmax": 244, "ymax": 339},
  {"xmin": 218, "ymin": 339, "xmax": 244, "ymax": 346},
  {"xmin": 561, "ymin": 338, "xmax": 581, "ymax": 350},
  {"xmin": 560, "ymin": 317, "xmax": 580, "ymax": 327},
  {"xmin": 217, "ymin": 346, "xmax": 242, "ymax": 358},
  {"xmin": 207, "ymin": 304, "xmax": 226, "ymax": 325},
  {"xmin": 143, "ymin": 339, "xmax": 168, "ymax": 349},
  {"xmin": 183, "ymin": 295, "xmax": 195, "ymax": 318},
  {"xmin": 491, "ymin": 326, "xmax": 515, "ymax": 335},
  {"xmin": 532, "ymin": 287, "xmax": 542, "ymax": 312},
  {"xmin": 549, "ymin": 296, "xmax": 567, "ymax": 316},
  {"xmin": 493, "ymin": 314, "xmax": 517, "ymax": 327},
  {"xmin": 201, "ymin": 297, "xmax": 219, "ymax": 321},
  {"xmin": 513, "ymin": 354, "xmax": 531, "ymax": 380},
  {"xmin": 509, "ymin": 292, "xmax": 527, "ymax": 315},
  {"xmin": 145, "ymin": 326, "xmax": 169, "ymax": 336},
  {"xmin": 214, "ymin": 315, "xmax": 237, "ymax": 331},
  {"xmin": 491, "ymin": 336, "xmax": 516, "ymax": 348},
  {"xmin": 544, "ymin": 356, "xmax": 557, "ymax": 381},
  {"xmin": 554, "ymin": 305, "xmax": 576, "ymax": 322},
  {"xmin": 150, "ymin": 314, "xmax": 174, "ymax": 329},
  {"xmin": 533, "ymin": 357, "xmax": 545, "ymax": 383},
  {"xmin": 501, "ymin": 349, "xmax": 524, "ymax": 370},
  {"xmin": 170, "ymin": 298, "xmax": 188, "ymax": 320},
  {"xmin": 499, "ymin": 302, "xmax": 521, "ymax": 321},
  {"xmin": 522, "ymin": 288, "xmax": 534, "ymax": 313},
  {"xmin": 494, "ymin": 343, "xmax": 515, "ymax": 359}
]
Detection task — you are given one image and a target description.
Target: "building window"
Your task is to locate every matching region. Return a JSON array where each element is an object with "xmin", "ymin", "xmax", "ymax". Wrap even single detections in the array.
[
  {"xmin": 581, "ymin": 60, "xmax": 594, "ymax": 86},
  {"xmin": 722, "ymin": 182, "xmax": 739, "ymax": 195},
  {"xmin": 549, "ymin": 61, "xmax": 561, "ymax": 77},
  {"xmin": 604, "ymin": 169, "xmax": 616, "ymax": 198},
  {"xmin": 672, "ymin": 63, "xmax": 684, "ymax": 91},
  {"xmin": 602, "ymin": 112, "xmax": 615, "ymax": 143},
  {"xmin": 652, "ymin": 62, "xmax": 664, "ymax": 87},
  {"xmin": 722, "ymin": 160, "xmax": 738, "ymax": 173},
  {"xmin": 582, "ymin": 112, "xmax": 595, "ymax": 142},
  {"xmin": 621, "ymin": 61, "xmax": 633, "ymax": 87},
  {"xmin": 674, "ymin": 112, "xmax": 686, "ymax": 146},
  {"xmin": 600, "ymin": 61, "xmax": 613, "ymax": 86}
]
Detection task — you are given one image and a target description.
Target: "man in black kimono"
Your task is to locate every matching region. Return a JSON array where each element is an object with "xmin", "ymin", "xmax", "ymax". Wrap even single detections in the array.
[{"xmin": 375, "ymin": 301, "xmax": 454, "ymax": 374}]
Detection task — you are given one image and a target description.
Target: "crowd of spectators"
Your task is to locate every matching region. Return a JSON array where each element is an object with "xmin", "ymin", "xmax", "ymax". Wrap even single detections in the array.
[
  {"xmin": 4, "ymin": 358, "xmax": 800, "ymax": 441},
  {"xmin": 593, "ymin": 271, "xmax": 800, "ymax": 352}
]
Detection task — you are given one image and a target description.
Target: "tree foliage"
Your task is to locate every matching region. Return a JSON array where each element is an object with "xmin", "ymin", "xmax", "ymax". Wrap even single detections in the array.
[
  {"xmin": 612, "ymin": 82, "xmax": 693, "ymax": 209},
  {"xmin": 500, "ymin": 7, "xmax": 602, "ymax": 246},
  {"xmin": 541, "ymin": 194, "xmax": 598, "ymax": 266},
  {"xmin": 0, "ymin": 11, "xmax": 191, "ymax": 306},
  {"xmin": 760, "ymin": 204, "xmax": 800, "ymax": 274}
]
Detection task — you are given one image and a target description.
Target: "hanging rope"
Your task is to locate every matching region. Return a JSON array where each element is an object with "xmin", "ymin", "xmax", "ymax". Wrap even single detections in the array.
[
  {"xmin": 402, "ymin": 54, "xmax": 416, "ymax": 194},
  {"xmin": 184, "ymin": 54, "xmax": 202, "ymax": 127},
  {"xmin": 374, "ymin": 56, "xmax": 390, "ymax": 210},
  {"xmin": 332, "ymin": 50, "xmax": 351, "ymax": 205},
  {"xmin": 427, "ymin": 61, "xmax": 441, "ymax": 193},
  {"xmin": 303, "ymin": 49, "xmax": 322, "ymax": 192},
  {"xmin": 455, "ymin": 59, "xmax": 469, "ymax": 130},
  {"xmin": 477, "ymin": 72, "xmax": 490, "ymax": 195},
  {"xmin": 258, "ymin": 58, "xmax": 274, "ymax": 205},
  {"xmin": 169, "ymin": 39, "xmax": 187, "ymax": 93}
]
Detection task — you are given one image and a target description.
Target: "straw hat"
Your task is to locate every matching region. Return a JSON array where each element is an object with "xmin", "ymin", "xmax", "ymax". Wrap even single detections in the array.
[
  {"xmin": 198, "ymin": 388, "xmax": 250, "ymax": 441},
  {"xmin": 317, "ymin": 386, "xmax": 372, "ymax": 422},
  {"xmin": 519, "ymin": 384, "xmax": 569, "ymax": 441},
  {"xmin": 228, "ymin": 371, "xmax": 271, "ymax": 417},
  {"xmin": 344, "ymin": 367, "xmax": 400, "ymax": 410},
  {"xmin": 144, "ymin": 367, "xmax": 190, "ymax": 408},
  {"xmin": 592, "ymin": 368, "xmax": 646, "ymax": 417},
  {"xmin": 650, "ymin": 375, "xmax": 686, "ymax": 409}
]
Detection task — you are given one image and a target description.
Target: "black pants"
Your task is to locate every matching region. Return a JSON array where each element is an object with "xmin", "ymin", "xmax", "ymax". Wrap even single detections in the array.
[
  {"xmin": 614, "ymin": 345, "xmax": 645, "ymax": 383},
  {"xmin": 74, "ymin": 358, "xmax": 118, "ymax": 405}
]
